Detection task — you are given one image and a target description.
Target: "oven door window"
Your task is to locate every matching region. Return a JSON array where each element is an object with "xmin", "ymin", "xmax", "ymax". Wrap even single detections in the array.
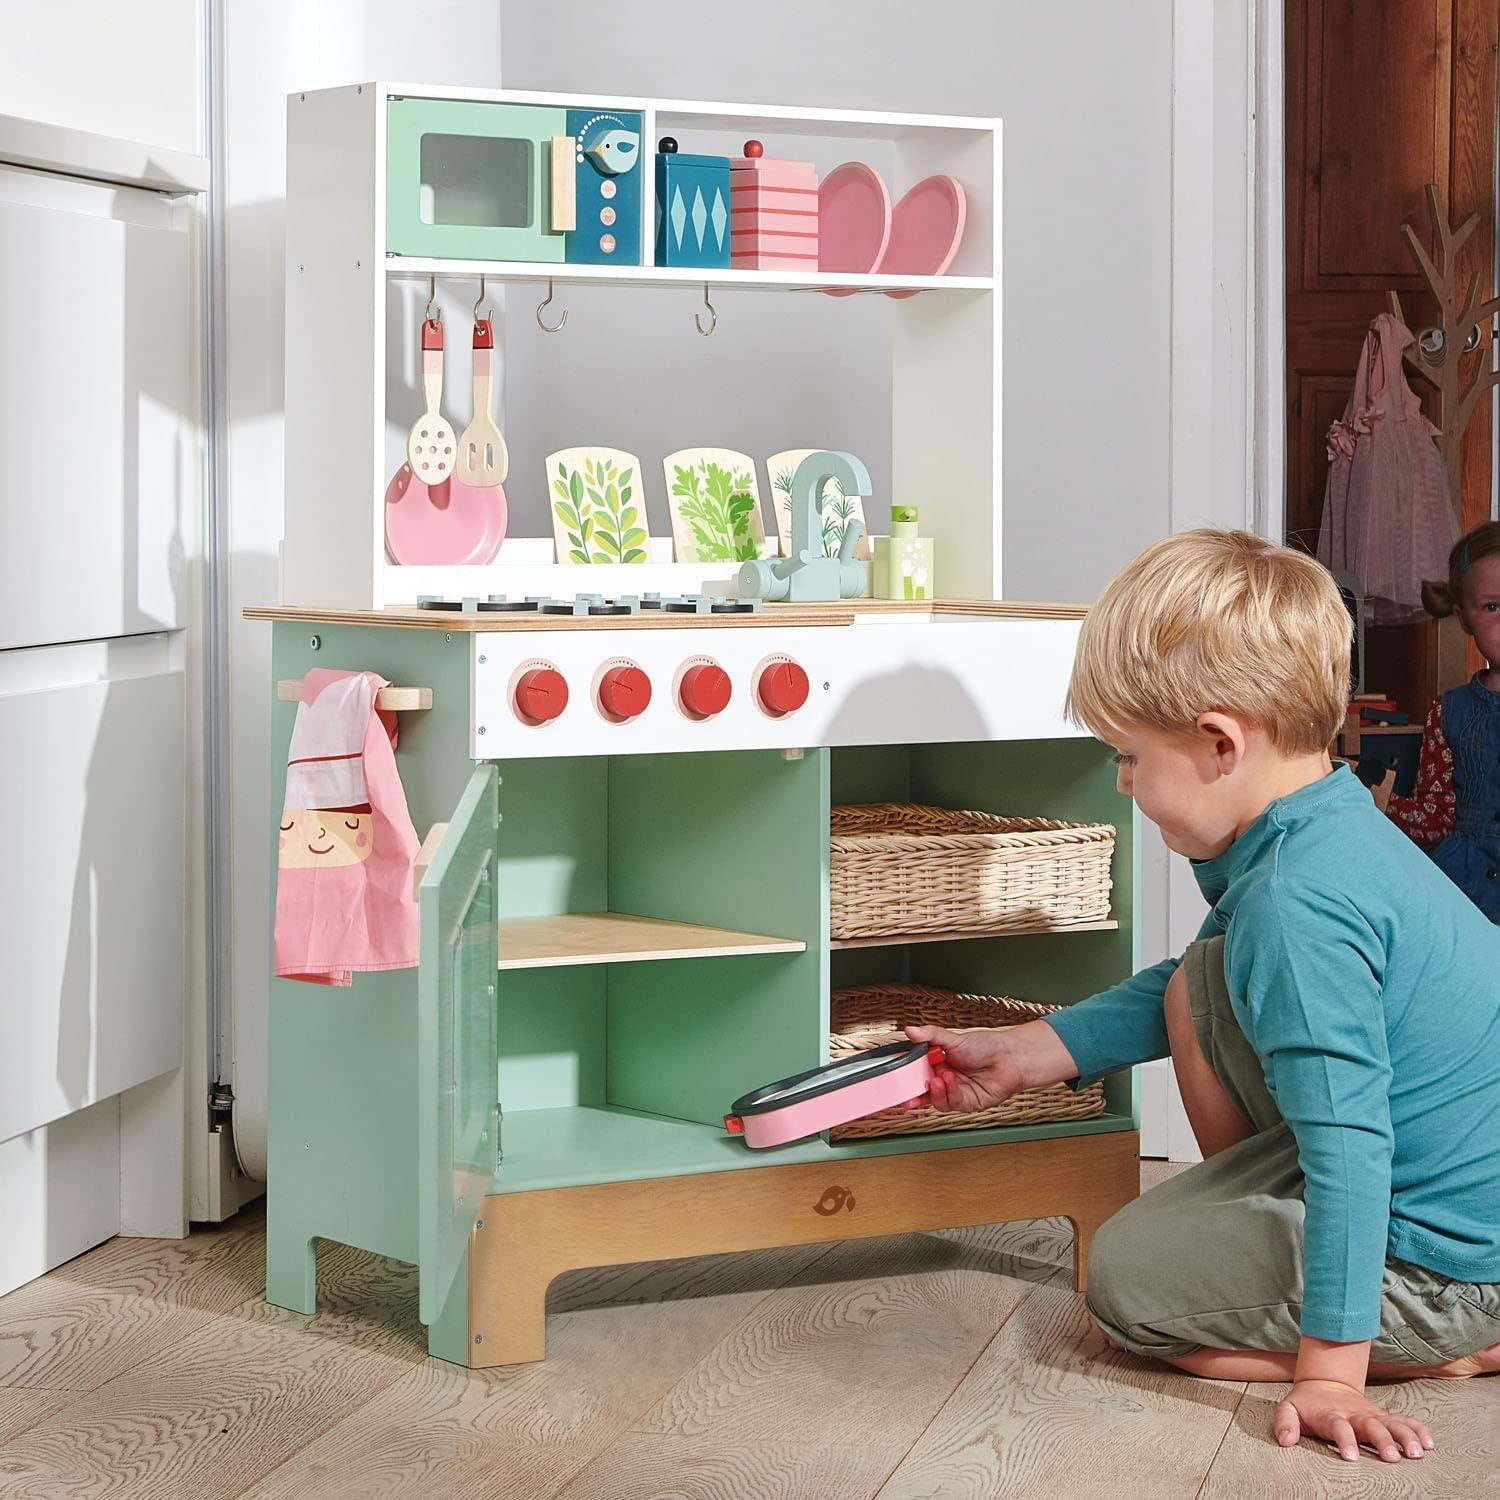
[{"xmin": 419, "ymin": 133, "xmax": 533, "ymax": 229}]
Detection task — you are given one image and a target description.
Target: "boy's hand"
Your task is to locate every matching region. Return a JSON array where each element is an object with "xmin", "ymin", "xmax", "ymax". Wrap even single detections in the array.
[
  {"xmin": 1273, "ymin": 1380, "xmax": 1434, "ymax": 1463},
  {"xmin": 901, "ymin": 1025, "xmax": 1024, "ymax": 1113}
]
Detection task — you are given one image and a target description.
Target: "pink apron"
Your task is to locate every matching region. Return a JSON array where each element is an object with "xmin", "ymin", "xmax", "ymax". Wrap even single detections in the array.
[
  {"xmin": 1317, "ymin": 312, "xmax": 1458, "ymax": 625},
  {"xmin": 274, "ymin": 669, "xmax": 420, "ymax": 985}
]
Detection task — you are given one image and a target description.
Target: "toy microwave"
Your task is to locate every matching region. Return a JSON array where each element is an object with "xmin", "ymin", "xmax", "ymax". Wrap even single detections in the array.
[{"xmin": 386, "ymin": 98, "xmax": 642, "ymax": 265}]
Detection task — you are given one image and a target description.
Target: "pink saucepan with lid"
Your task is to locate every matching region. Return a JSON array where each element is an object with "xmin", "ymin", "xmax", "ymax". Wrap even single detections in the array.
[{"xmin": 724, "ymin": 1040, "xmax": 945, "ymax": 1149}]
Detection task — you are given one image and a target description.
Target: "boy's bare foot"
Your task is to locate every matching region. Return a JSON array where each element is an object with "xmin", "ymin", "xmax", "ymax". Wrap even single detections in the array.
[{"xmin": 1369, "ymin": 1340, "xmax": 1500, "ymax": 1381}]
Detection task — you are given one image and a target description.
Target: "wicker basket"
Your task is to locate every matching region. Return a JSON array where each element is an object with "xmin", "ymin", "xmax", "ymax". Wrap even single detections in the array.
[
  {"xmin": 829, "ymin": 803, "xmax": 1115, "ymax": 939},
  {"xmin": 828, "ymin": 983, "xmax": 1107, "ymax": 1140}
]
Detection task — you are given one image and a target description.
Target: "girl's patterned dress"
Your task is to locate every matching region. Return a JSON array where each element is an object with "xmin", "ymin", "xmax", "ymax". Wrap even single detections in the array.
[{"xmin": 1386, "ymin": 671, "xmax": 1500, "ymax": 922}]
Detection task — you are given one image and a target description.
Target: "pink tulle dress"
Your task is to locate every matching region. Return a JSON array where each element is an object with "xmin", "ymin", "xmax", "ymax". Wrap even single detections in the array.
[{"xmin": 1317, "ymin": 312, "xmax": 1458, "ymax": 625}]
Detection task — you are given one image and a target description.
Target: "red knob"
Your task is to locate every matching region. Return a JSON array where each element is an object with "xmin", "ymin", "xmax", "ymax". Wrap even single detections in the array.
[
  {"xmin": 680, "ymin": 662, "xmax": 731, "ymax": 719},
  {"xmin": 743, "ymin": 139, "xmax": 764, "ymax": 158},
  {"xmin": 757, "ymin": 660, "xmax": 809, "ymax": 716},
  {"xmin": 514, "ymin": 667, "xmax": 568, "ymax": 724},
  {"xmin": 599, "ymin": 664, "xmax": 652, "ymax": 720}
]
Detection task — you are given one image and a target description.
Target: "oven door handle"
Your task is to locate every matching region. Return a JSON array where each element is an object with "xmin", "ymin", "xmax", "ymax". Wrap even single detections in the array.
[{"xmin": 549, "ymin": 136, "xmax": 577, "ymax": 233}]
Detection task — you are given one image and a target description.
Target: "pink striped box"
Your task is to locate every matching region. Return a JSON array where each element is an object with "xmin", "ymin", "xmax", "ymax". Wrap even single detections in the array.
[{"xmin": 729, "ymin": 142, "xmax": 819, "ymax": 269}]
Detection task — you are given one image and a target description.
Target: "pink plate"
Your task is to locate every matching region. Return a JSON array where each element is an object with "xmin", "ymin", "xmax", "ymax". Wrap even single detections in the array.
[
  {"xmin": 384, "ymin": 462, "xmax": 507, "ymax": 565},
  {"xmin": 877, "ymin": 174, "xmax": 967, "ymax": 299},
  {"xmin": 819, "ymin": 161, "xmax": 891, "ymax": 298}
]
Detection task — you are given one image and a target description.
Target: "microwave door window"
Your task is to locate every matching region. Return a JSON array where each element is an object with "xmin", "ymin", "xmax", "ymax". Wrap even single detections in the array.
[{"xmin": 419, "ymin": 134, "xmax": 534, "ymax": 229}]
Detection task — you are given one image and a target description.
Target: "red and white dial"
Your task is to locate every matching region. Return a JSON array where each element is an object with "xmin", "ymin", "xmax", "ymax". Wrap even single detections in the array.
[
  {"xmin": 513, "ymin": 663, "xmax": 568, "ymax": 726},
  {"xmin": 595, "ymin": 660, "xmax": 652, "ymax": 722},
  {"xmin": 676, "ymin": 659, "xmax": 732, "ymax": 720},
  {"xmin": 755, "ymin": 658, "xmax": 810, "ymax": 718}
]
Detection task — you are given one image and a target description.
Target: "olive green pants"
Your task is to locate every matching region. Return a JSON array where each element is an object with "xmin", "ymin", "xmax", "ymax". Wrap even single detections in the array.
[{"xmin": 1084, "ymin": 936, "xmax": 1500, "ymax": 1364}]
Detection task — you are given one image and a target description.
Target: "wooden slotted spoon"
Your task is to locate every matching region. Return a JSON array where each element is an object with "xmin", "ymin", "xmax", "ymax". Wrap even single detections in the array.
[
  {"xmin": 406, "ymin": 317, "xmax": 455, "ymax": 483},
  {"xmin": 457, "ymin": 317, "xmax": 508, "ymax": 486}
]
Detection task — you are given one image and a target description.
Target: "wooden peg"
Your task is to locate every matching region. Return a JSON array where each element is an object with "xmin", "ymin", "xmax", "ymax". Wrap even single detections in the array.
[
  {"xmin": 277, "ymin": 681, "xmax": 432, "ymax": 711},
  {"xmin": 414, "ymin": 822, "xmax": 449, "ymax": 898}
]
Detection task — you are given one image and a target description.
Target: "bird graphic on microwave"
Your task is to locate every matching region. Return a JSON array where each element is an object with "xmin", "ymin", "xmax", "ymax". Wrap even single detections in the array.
[{"xmin": 566, "ymin": 110, "xmax": 643, "ymax": 264}]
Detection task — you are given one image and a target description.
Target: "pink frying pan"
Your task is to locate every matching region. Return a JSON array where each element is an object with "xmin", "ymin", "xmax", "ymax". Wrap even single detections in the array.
[
  {"xmin": 724, "ymin": 1040, "xmax": 944, "ymax": 1149},
  {"xmin": 384, "ymin": 464, "xmax": 508, "ymax": 565}
]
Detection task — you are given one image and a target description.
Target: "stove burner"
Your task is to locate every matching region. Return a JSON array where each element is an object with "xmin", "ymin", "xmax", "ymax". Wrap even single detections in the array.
[{"xmin": 412, "ymin": 591, "xmax": 760, "ymax": 616}]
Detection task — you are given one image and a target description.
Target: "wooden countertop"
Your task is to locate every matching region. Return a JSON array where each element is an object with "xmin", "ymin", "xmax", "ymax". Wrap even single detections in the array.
[{"xmin": 243, "ymin": 599, "xmax": 1090, "ymax": 631}]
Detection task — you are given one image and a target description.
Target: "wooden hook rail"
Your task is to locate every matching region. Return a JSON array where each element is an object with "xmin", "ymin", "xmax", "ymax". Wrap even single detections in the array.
[{"xmin": 277, "ymin": 681, "xmax": 433, "ymax": 711}]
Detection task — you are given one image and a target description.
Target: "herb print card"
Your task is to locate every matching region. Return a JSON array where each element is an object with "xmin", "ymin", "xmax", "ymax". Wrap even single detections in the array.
[
  {"xmin": 767, "ymin": 448, "xmax": 872, "ymax": 561},
  {"xmin": 663, "ymin": 448, "xmax": 768, "ymax": 564},
  {"xmin": 547, "ymin": 448, "xmax": 650, "ymax": 565}
]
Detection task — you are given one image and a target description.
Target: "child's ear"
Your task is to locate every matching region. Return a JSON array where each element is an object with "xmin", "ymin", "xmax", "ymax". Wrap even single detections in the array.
[{"xmin": 1195, "ymin": 711, "xmax": 1247, "ymax": 774}]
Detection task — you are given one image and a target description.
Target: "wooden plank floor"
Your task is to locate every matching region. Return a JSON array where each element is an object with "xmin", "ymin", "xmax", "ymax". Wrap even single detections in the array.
[{"xmin": 0, "ymin": 1161, "xmax": 1494, "ymax": 1498}]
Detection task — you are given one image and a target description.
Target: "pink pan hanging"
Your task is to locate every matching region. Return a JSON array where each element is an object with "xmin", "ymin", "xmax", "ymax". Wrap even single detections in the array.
[
  {"xmin": 723, "ymin": 1040, "xmax": 944, "ymax": 1149},
  {"xmin": 877, "ymin": 174, "xmax": 967, "ymax": 299},
  {"xmin": 818, "ymin": 161, "xmax": 892, "ymax": 298},
  {"xmin": 384, "ymin": 462, "xmax": 507, "ymax": 565}
]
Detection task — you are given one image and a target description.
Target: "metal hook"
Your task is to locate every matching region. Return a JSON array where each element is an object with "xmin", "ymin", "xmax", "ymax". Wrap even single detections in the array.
[
  {"xmin": 424, "ymin": 275, "xmax": 440, "ymax": 324},
  {"xmin": 536, "ymin": 279, "xmax": 567, "ymax": 333},
  {"xmin": 473, "ymin": 275, "xmax": 492, "ymax": 324},
  {"xmin": 694, "ymin": 283, "xmax": 717, "ymax": 336}
]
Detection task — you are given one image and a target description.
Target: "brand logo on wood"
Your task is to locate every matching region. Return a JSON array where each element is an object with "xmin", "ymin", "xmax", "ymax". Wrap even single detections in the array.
[{"xmin": 814, "ymin": 1185, "xmax": 856, "ymax": 1216}]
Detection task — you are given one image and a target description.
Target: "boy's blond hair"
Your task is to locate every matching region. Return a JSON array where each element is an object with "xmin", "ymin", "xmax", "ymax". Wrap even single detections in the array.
[{"xmin": 1066, "ymin": 528, "xmax": 1351, "ymax": 755}]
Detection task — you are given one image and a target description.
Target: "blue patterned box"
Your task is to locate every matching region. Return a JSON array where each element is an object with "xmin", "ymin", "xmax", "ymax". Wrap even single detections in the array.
[{"xmin": 655, "ymin": 144, "xmax": 731, "ymax": 268}]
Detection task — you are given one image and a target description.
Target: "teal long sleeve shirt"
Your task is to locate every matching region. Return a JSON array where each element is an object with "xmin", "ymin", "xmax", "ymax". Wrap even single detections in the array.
[{"xmin": 1044, "ymin": 766, "xmax": 1500, "ymax": 1343}]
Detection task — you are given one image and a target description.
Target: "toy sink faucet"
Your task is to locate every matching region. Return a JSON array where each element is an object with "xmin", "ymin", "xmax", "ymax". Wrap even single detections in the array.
[{"xmin": 737, "ymin": 449, "xmax": 872, "ymax": 602}]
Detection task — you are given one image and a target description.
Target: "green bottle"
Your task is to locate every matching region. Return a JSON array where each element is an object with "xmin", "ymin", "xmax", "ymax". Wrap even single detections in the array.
[{"xmin": 873, "ymin": 504, "xmax": 935, "ymax": 601}]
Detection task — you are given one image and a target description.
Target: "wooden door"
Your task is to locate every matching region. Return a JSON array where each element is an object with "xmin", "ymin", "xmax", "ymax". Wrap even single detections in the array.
[{"xmin": 1285, "ymin": 0, "xmax": 1497, "ymax": 709}]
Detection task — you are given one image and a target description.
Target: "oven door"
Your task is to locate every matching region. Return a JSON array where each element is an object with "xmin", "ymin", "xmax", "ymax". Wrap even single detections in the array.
[{"xmin": 386, "ymin": 99, "xmax": 574, "ymax": 262}]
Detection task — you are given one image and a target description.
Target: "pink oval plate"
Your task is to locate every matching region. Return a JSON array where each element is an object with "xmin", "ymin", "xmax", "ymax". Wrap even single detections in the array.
[
  {"xmin": 723, "ymin": 1040, "xmax": 945, "ymax": 1149},
  {"xmin": 384, "ymin": 461, "xmax": 507, "ymax": 565},
  {"xmin": 819, "ymin": 161, "xmax": 891, "ymax": 298},
  {"xmin": 877, "ymin": 174, "xmax": 967, "ymax": 299}
]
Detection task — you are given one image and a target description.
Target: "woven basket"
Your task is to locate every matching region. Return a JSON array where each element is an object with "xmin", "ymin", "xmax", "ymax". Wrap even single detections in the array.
[
  {"xmin": 828, "ymin": 983, "xmax": 1107, "ymax": 1140},
  {"xmin": 829, "ymin": 804, "xmax": 1116, "ymax": 939}
]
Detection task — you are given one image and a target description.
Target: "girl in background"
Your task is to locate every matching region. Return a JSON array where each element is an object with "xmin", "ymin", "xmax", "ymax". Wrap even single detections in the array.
[{"xmin": 1386, "ymin": 521, "xmax": 1500, "ymax": 921}]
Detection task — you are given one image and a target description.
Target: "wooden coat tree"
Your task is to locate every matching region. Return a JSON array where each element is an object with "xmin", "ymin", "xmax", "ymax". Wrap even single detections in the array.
[{"xmin": 1388, "ymin": 184, "xmax": 1500, "ymax": 511}]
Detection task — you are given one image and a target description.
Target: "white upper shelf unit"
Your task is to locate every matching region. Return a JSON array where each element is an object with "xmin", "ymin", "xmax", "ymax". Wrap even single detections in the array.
[{"xmin": 281, "ymin": 83, "xmax": 1001, "ymax": 609}]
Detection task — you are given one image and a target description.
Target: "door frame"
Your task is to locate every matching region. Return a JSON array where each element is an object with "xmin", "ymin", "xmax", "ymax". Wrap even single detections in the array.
[{"xmin": 1146, "ymin": 0, "xmax": 1285, "ymax": 1161}]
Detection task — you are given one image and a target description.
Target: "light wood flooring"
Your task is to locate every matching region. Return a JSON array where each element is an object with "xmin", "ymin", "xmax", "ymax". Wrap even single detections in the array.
[{"xmin": 1, "ymin": 1160, "xmax": 1494, "ymax": 1498}]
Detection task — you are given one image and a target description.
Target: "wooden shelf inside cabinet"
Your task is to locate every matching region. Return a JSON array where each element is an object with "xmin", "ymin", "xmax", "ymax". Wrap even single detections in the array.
[
  {"xmin": 277, "ymin": 680, "xmax": 432, "ymax": 711},
  {"xmin": 499, "ymin": 912, "xmax": 806, "ymax": 971},
  {"xmin": 830, "ymin": 918, "xmax": 1120, "ymax": 950}
]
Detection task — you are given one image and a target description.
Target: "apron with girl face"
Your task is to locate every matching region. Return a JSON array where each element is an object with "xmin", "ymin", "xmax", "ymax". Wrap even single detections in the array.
[{"xmin": 275, "ymin": 669, "xmax": 420, "ymax": 984}]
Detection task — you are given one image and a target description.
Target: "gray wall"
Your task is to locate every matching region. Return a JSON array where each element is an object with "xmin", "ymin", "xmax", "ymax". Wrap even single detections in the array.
[{"xmin": 499, "ymin": 0, "xmax": 1174, "ymax": 601}]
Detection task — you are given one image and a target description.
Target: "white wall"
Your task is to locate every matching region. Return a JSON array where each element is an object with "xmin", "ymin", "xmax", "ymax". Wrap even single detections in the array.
[
  {"xmin": 500, "ymin": 0, "xmax": 1175, "ymax": 605},
  {"xmin": 224, "ymin": 2, "xmax": 504, "ymax": 1178}
]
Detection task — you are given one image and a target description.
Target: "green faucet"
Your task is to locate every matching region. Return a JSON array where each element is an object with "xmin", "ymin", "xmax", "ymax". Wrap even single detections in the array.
[{"xmin": 737, "ymin": 450, "xmax": 872, "ymax": 602}]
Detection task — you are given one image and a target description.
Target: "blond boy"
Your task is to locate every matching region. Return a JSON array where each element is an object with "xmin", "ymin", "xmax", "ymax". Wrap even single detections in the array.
[{"xmin": 907, "ymin": 529, "xmax": 1500, "ymax": 1465}]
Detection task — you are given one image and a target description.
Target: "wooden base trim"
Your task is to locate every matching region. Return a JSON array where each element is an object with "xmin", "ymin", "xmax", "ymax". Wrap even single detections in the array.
[{"xmin": 466, "ymin": 1129, "xmax": 1139, "ymax": 1367}]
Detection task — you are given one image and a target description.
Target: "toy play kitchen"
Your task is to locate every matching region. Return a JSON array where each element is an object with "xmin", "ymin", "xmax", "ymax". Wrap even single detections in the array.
[{"xmin": 255, "ymin": 83, "xmax": 1139, "ymax": 1369}]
